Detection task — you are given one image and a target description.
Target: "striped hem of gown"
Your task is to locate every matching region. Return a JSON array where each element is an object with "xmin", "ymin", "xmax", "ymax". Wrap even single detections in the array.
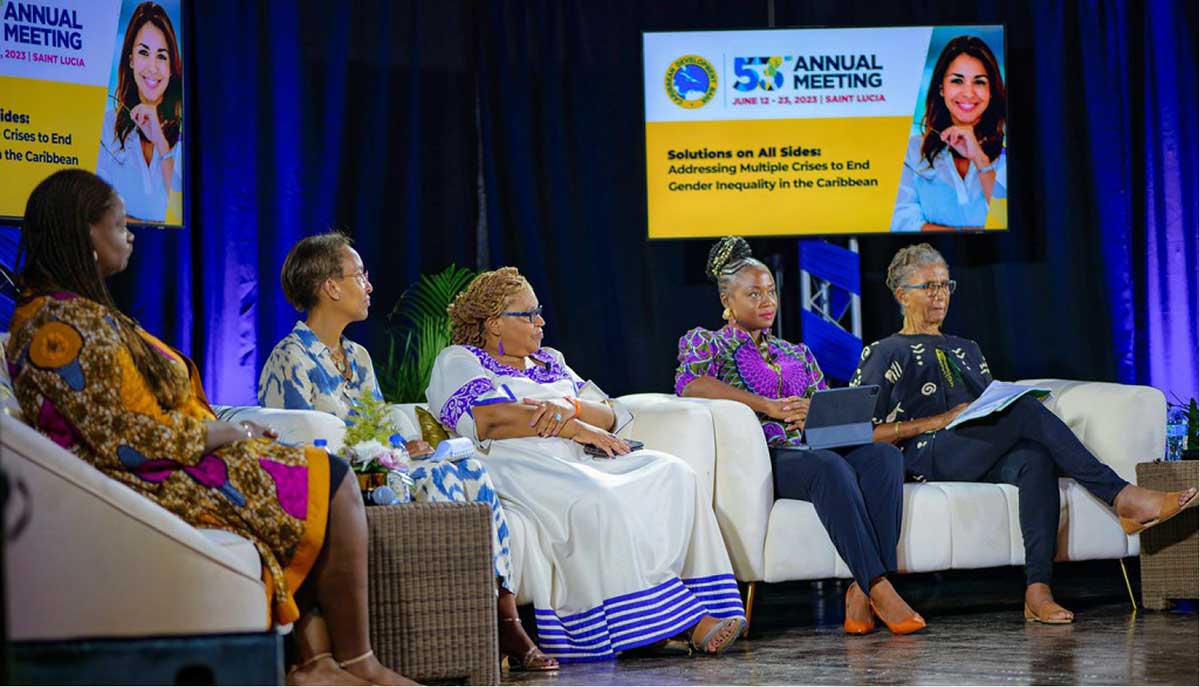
[{"xmin": 533, "ymin": 573, "xmax": 745, "ymax": 663}]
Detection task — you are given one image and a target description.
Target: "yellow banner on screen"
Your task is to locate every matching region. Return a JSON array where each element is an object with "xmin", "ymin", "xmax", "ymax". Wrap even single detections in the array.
[
  {"xmin": 646, "ymin": 117, "xmax": 915, "ymax": 238},
  {"xmin": 0, "ymin": 76, "xmax": 107, "ymax": 215}
]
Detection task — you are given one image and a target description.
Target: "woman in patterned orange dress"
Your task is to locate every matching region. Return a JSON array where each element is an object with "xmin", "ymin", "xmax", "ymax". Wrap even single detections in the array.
[{"xmin": 5, "ymin": 169, "xmax": 410, "ymax": 686}]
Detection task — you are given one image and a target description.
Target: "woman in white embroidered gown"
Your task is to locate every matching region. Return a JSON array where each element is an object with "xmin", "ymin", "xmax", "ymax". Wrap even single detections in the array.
[{"xmin": 427, "ymin": 267, "xmax": 745, "ymax": 663}]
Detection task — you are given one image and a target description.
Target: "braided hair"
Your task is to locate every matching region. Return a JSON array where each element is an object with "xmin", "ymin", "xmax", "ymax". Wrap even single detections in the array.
[
  {"xmin": 18, "ymin": 169, "xmax": 189, "ymax": 410},
  {"xmin": 447, "ymin": 267, "xmax": 530, "ymax": 348},
  {"xmin": 705, "ymin": 236, "xmax": 768, "ymax": 296}
]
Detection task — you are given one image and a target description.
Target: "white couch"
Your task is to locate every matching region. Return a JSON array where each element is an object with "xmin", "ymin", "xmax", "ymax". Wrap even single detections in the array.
[
  {"xmin": 1, "ymin": 405, "xmax": 344, "ymax": 643},
  {"xmin": 383, "ymin": 398, "xmax": 720, "ymax": 605},
  {"xmin": 621, "ymin": 379, "xmax": 1163, "ymax": 595}
]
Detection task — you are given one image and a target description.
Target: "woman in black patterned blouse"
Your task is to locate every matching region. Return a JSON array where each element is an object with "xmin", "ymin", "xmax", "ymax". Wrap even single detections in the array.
[{"xmin": 852, "ymin": 243, "xmax": 1197, "ymax": 624}]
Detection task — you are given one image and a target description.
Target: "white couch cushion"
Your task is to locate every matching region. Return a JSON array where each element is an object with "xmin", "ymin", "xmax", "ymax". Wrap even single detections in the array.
[
  {"xmin": 3, "ymin": 414, "xmax": 269, "ymax": 640},
  {"xmin": 200, "ymin": 528, "xmax": 264, "ymax": 579}
]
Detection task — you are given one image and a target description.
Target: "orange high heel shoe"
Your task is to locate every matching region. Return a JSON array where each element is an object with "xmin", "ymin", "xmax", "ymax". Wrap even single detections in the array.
[
  {"xmin": 843, "ymin": 584, "xmax": 875, "ymax": 635},
  {"xmin": 869, "ymin": 599, "xmax": 927, "ymax": 635}
]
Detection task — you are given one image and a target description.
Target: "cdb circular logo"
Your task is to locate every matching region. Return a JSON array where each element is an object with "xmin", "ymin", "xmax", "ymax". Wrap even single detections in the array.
[{"xmin": 665, "ymin": 55, "xmax": 717, "ymax": 109}]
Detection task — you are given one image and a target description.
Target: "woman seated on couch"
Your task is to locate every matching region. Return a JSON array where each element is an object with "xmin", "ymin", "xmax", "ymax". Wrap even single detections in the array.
[
  {"xmin": 426, "ymin": 267, "xmax": 746, "ymax": 663},
  {"xmin": 852, "ymin": 242, "xmax": 1198, "ymax": 624},
  {"xmin": 258, "ymin": 233, "xmax": 556, "ymax": 671},
  {"xmin": 7, "ymin": 170, "xmax": 410, "ymax": 685},
  {"xmin": 675, "ymin": 236, "xmax": 924, "ymax": 636}
]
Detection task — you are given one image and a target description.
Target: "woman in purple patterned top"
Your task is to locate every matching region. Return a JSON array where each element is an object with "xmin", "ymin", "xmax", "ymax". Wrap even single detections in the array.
[{"xmin": 674, "ymin": 237, "xmax": 926, "ymax": 636}]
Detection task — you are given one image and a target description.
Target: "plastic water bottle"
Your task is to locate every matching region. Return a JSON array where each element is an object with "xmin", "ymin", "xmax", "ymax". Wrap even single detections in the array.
[
  {"xmin": 368, "ymin": 485, "xmax": 398, "ymax": 505},
  {"xmin": 1166, "ymin": 407, "xmax": 1188, "ymax": 462},
  {"xmin": 387, "ymin": 434, "xmax": 413, "ymax": 503}
]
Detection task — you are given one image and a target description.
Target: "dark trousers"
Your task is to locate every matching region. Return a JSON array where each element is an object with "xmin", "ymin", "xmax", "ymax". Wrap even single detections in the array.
[
  {"xmin": 770, "ymin": 443, "xmax": 905, "ymax": 592},
  {"xmin": 930, "ymin": 395, "xmax": 1129, "ymax": 585}
]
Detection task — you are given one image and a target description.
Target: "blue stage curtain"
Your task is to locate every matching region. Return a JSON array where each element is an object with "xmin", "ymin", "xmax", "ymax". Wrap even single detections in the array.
[
  {"xmin": 1140, "ymin": 0, "xmax": 1198, "ymax": 404},
  {"xmin": 0, "ymin": 0, "xmax": 1194, "ymax": 406}
]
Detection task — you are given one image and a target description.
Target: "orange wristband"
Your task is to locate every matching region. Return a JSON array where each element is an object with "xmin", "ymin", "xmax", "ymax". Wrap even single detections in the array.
[{"xmin": 565, "ymin": 396, "xmax": 582, "ymax": 419}]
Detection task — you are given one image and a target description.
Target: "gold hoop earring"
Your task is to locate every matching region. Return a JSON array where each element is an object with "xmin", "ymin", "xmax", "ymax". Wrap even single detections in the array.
[{"xmin": 722, "ymin": 307, "xmax": 732, "ymax": 321}]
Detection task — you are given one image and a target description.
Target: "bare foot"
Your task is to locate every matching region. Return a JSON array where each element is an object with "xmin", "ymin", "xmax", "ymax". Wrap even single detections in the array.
[
  {"xmin": 867, "ymin": 577, "xmax": 918, "ymax": 625},
  {"xmin": 286, "ymin": 655, "xmax": 371, "ymax": 686},
  {"xmin": 845, "ymin": 582, "xmax": 873, "ymax": 628},
  {"xmin": 340, "ymin": 654, "xmax": 418, "ymax": 686},
  {"xmin": 1115, "ymin": 485, "xmax": 1198, "ymax": 523},
  {"xmin": 1025, "ymin": 582, "xmax": 1073, "ymax": 623}
]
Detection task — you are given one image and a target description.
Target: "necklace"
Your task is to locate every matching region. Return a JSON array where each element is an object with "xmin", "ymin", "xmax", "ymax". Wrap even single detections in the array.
[{"xmin": 330, "ymin": 347, "xmax": 349, "ymax": 376}]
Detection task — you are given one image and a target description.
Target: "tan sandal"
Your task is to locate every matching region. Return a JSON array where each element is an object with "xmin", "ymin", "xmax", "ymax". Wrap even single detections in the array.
[
  {"xmin": 1120, "ymin": 489, "xmax": 1199, "ymax": 535},
  {"xmin": 1024, "ymin": 601, "xmax": 1074, "ymax": 624}
]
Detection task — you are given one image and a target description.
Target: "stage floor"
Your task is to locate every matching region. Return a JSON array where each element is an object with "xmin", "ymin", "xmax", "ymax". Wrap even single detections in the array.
[
  {"xmin": 504, "ymin": 602, "xmax": 1197, "ymax": 686},
  {"xmin": 505, "ymin": 565, "xmax": 1198, "ymax": 686}
]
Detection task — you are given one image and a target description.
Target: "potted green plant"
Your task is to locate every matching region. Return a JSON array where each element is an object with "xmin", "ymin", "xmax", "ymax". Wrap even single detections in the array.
[{"xmin": 376, "ymin": 264, "xmax": 476, "ymax": 404}]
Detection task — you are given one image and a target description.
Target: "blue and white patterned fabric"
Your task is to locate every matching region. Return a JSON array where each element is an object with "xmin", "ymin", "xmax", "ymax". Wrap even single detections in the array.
[
  {"xmin": 258, "ymin": 321, "xmax": 382, "ymax": 419},
  {"xmin": 258, "ymin": 321, "xmax": 514, "ymax": 589}
]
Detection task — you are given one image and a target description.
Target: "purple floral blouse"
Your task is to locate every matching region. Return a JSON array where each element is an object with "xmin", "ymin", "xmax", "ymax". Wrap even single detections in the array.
[{"xmin": 675, "ymin": 325, "xmax": 828, "ymax": 447}]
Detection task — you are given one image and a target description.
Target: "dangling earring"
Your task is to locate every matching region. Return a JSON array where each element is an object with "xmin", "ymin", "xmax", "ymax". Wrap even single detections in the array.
[
  {"xmin": 722, "ymin": 307, "xmax": 732, "ymax": 321},
  {"xmin": 497, "ymin": 337, "xmax": 506, "ymax": 357},
  {"xmin": 93, "ymin": 250, "xmax": 99, "ymax": 262}
]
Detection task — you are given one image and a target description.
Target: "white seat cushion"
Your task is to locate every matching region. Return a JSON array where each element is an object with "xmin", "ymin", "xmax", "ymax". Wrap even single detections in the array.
[{"xmin": 200, "ymin": 528, "xmax": 263, "ymax": 579}]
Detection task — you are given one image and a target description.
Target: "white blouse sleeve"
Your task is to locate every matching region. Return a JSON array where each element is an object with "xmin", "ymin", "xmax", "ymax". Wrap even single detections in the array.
[
  {"xmin": 889, "ymin": 136, "xmax": 928, "ymax": 233},
  {"xmin": 544, "ymin": 348, "xmax": 634, "ymax": 434},
  {"xmin": 426, "ymin": 346, "xmax": 511, "ymax": 444},
  {"xmin": 992, "ymin": 149, "xmax": 1007, "ymax": 199}
]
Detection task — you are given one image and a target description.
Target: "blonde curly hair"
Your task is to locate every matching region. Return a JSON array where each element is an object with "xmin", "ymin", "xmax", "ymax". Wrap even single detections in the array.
[{"xmin": 448, "ymin": 266, "xmax": 530, "ymax": 347}]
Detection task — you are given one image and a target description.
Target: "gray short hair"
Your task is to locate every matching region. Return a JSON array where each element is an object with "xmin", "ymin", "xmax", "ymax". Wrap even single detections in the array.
[{"xmin": 886, "ymin": 243, "xmax": 947, "ymax": 312}]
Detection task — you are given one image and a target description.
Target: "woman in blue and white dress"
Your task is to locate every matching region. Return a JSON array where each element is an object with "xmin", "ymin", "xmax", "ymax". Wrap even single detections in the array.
[
  {"xmin": 258, "ymin": 233, "xmax": 557, "ymax": 671},
  {"xmin": 428, "ymin": 267, "xmax": 746, "ymax": 663}
]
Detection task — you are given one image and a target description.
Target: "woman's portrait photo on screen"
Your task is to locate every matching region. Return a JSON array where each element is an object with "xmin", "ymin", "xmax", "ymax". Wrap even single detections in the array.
[{"xmin": 95, "ymin": 0, "xmax": 184, "ymax": 224}]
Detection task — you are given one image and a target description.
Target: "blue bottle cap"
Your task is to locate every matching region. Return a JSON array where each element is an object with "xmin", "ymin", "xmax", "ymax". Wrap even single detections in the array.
[
  {"xmin": 313, "ymin": 439, "xmax": 328, "ymax": 448},
  {"xmin": 389, "ymin": 433, "xmax": 404, "ymax": 448}
]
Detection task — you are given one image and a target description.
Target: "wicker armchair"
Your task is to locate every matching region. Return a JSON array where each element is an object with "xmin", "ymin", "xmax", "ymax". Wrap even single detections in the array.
[{"xmin": 365, "ymin": 501, "xmax": 499, "ymax": 685}]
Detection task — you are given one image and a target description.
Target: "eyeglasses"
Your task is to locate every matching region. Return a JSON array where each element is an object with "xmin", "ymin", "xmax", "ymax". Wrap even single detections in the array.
[
  {"xmin": 339, "ymin": 270, "xmax": 370, "ymax": 287},
  {"xmin": 501, "ymin": 305, "xmax": 543, "ymax": 323},
  {"xmin": 899, "ymin": 280, "xmax": 957, "ymax": 295}
]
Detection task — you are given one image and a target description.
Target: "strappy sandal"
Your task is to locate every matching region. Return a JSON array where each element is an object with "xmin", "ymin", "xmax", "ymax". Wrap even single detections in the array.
[
  {"xmin": 337, "ymin": 650, "xmax": 375, "ymax": 669},
  {"xmin": 688, "ymin": 616, "xmax": 746, "ymax": 656},
  {"xmin": 1120, "ymin": 489, "xmax": 1199, "ymax": 535},
  {"xmin": 504, "ymin": 645, "xmax": 560, "ymax": 672},
  {"xmin": 499, "ymin": 619, "xmax": 559, "ymax": 672},
  {"xmin": 286, "ymin": 652, "xmax": 334, "ymax": 685}
]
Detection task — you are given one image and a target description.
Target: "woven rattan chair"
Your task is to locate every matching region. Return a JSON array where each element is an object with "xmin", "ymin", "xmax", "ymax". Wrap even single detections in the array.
[{"xmin": 365, "ymin": 501, "xmax": 499, "ymax": 685}]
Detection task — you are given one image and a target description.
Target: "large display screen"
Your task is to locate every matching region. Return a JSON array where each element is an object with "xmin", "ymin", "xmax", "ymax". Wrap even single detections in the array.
[
  {"xmin": 644, "ymin": 25, "xmax": 1006, "ymax": 238},
  {"xmin": 1, "ymin": 0, "xmax": 185, "ymax": 226}
]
